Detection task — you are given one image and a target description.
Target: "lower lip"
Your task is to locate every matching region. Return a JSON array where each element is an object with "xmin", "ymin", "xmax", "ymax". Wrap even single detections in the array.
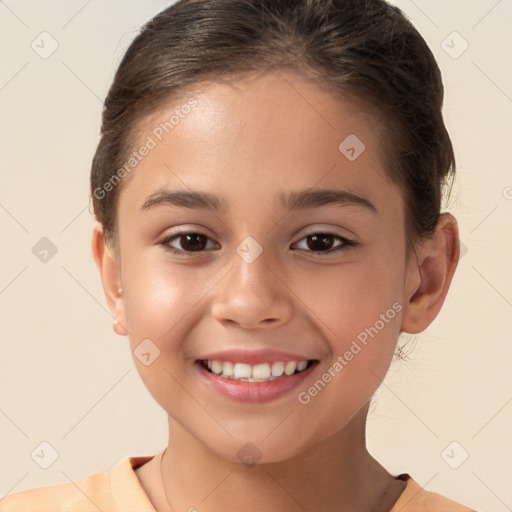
[{"xmin": 195, "ymin": 361, "xmax": 317, "ymax": 403}]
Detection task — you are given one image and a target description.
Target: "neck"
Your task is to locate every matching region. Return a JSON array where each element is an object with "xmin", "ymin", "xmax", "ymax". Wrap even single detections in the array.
[{"xmin": 157, "ymin": 405, "xmax": 405, "ymax": 512}]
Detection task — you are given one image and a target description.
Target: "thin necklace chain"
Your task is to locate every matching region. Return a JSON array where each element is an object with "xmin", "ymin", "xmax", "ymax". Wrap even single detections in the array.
[
  {"xmin": 159, "ymin": 448, "xmax": 175, "ymax": 512},
  {"xmin": 159, "ymin": 447, "xmax": 406, "ymax": 512}
]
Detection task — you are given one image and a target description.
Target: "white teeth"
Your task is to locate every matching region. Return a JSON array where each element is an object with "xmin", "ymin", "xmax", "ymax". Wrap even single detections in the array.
[
  {"xmin": 271, "ymin": 361, "xmax": 284, "ymax": 377},
  {"xmin": 222, "ymin": 361, "xmax": 234, "ymax": 377},
  {"xmin": 252, "ymin": 363, "xmax": 271, "ymax": 379},
  {"xmin": 297, "ymin": 360, "xmax": 307, "ymax": 372},
  {"xmin": 284, "ymin": 361, "xmax": 297, "ymax": 375},
  {"xmin": 211, "ymin": 360, "xmax": 223, "ymax": 375},
  {"xmin": 233, "ymin": 363, "xmax": 252, "ymax": 379},
  {"xmin": 202, "ymin": 359, "xmax": 310, "ymax": 381}
]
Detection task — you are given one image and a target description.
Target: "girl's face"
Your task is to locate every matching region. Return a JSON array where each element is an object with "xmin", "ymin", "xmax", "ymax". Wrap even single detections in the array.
[{"xmin": 107, "ymin": 71, "xmax": 419, "ymax": 462}]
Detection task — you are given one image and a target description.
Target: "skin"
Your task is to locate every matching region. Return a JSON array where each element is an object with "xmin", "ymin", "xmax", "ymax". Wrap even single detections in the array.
[{"xmin": 92, "ymin": 70, "xmax": 459, "ymax": 512}]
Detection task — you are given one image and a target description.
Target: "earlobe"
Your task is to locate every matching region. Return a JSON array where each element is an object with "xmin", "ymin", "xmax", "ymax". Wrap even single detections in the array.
[
  {"xmin": 91, "ymin": 222, "xmax": 128, "ymax": 336},
  {"xmin": 400, "ymin": 213, "xmax": 460, "ymax": 334}
]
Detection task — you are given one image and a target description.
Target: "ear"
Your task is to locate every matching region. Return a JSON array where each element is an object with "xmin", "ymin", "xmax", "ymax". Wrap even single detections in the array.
[
  {"xmin": 401, "ymin": 213, "xmax": 460, "ymax": 334},
  {"xmin": 91, "ymin": 222, "xmax": 128, "ymax": 336}
]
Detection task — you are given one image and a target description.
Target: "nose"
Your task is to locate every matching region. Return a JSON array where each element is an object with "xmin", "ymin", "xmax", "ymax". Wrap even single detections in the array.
[{"xmin": 210, "ymin": 246, "xmax": 293, "ymax": 329}]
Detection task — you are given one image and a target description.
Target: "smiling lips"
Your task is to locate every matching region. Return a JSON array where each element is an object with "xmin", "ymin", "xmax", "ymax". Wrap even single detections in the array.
[
  {"xmin": 196, "ymin": 348, "xmax": 317, "ymax": 383},
  {"xmin": 194, "ymin": 348, "xmax": 319, "ymax": 402}
]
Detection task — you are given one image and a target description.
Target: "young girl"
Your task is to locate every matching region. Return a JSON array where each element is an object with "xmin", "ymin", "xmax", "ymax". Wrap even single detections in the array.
[{"xmin": 1, "ymin": 0, "xmax": 478, "ymax": 510}]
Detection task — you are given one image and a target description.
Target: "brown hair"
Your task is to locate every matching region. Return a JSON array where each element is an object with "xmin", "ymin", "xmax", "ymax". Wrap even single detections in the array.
[{"xmin": 90, "ymin": 0, "xmax": 455, "ymax": 264}]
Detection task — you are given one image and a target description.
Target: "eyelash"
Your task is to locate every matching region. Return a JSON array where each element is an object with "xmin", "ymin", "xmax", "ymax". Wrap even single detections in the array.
[{"xmin": 159, "ymin": 231, "xmax": 356, "ymax": 256}]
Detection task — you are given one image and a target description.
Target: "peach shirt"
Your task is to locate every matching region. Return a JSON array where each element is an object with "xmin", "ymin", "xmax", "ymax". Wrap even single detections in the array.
[{"xmin": 0, "ymin": 455, "xmax": 478, "ymax": 511}]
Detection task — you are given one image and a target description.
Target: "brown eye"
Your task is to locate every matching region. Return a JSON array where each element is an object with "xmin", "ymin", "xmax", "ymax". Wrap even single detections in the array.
[
  {"xmin": 160, "ymin": 232, "xmax": 217, "ymax": 254},
  {"xmin": 306, "ymin": 233, "xmax": 336, "ymax": 251},
  {"xmin": 178, "ymin": 233, "xmax": 208, "ymax": 251},
  {"xmin": 293, "ymin": 232, "xmax": 355, "ymax": 255}
]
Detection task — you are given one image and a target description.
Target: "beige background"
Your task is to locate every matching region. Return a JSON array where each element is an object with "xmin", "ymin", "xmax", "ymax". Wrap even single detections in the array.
[{"xmin": 0, "ymin": 1, "xmax": 511, "ymax": 511}]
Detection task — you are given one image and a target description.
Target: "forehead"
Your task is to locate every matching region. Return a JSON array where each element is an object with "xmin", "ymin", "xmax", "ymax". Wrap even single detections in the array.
[{"xmin": 119, "ymin": 70, "xmax": 399, "ymax": 215}]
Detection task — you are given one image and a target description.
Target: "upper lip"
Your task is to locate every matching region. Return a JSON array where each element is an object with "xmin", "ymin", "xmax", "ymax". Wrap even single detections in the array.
[{"xmin": 196, "ymin": 349, "xmax": 316, "ymax": 365}]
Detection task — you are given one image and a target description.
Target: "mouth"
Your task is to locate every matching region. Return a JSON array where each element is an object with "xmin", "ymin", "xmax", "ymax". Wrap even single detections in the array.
[
  {"xmin": 197, "ymin": 359, "xmax": 316, "ymax": 382},
  {"xmin": 195, "ymin": 358, "xmax": 319, "ymax": 403}
]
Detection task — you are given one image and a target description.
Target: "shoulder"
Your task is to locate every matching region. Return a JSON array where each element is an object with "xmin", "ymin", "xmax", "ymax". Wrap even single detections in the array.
[
  {"xmin": 390, "ymin": 474, "xmax": 479, "ymax": 512},
  {"xmin": 0, "ymin": 455, "xmax": 155, "ymax": 512},
  {"xmin": 0, "ymin": 470, "xmax": 112, "ymax": 512}
]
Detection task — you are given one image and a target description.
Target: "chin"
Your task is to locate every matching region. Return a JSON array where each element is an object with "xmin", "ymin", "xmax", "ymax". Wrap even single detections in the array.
[{"xmin": 200, "ymin": 432, "xmax": 316, "ymax": 466}]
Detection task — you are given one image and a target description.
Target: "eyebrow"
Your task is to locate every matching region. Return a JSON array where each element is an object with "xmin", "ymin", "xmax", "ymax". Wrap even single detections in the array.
[{"xmin": 140, "ymin": 187, "xmax": 377, "ymax": 214}]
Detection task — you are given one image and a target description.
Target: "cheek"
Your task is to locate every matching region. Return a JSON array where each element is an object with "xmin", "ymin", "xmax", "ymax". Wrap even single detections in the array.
[
  {"xmin": 293, "ymin": 281, "xmax": 403, "ymax": 440},
  {"xmin": 290, "ymin": 246, "xmax": 405, "ymax": 416},
  {"xmin": 122, "ymin": 255, "xmax": 208, "ymax": 340},
  {"xmin": 120, "ymin": 257, "xmax": 206, "ymax": 410},
  {"xmin": 293, "ymin": 249, "xmax": 405, "ymax": 343}
]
